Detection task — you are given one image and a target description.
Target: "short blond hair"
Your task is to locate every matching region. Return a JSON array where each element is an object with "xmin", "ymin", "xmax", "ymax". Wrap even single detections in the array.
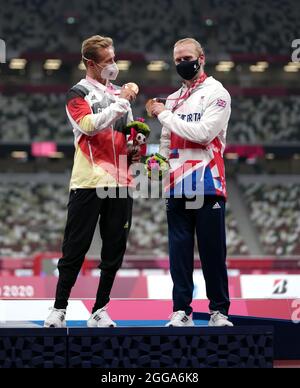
[
  {"xmin": 174, "ymin": 38, "xmax": 204, "ymax": 57},
  {"xmin": 81, "ymin": 35, "xmax": 113, "ymax": 65}
]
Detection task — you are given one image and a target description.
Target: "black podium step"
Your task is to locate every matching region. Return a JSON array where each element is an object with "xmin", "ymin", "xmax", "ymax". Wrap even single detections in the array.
[{"xmin": 0, "ymin": 326, "xmax": 273, "ymax": 368}]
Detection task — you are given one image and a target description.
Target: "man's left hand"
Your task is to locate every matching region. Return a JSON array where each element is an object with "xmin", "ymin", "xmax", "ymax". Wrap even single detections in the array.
[
  {"xmin": 131, "ymin": 148, "xmax": 141, "ymax": 163},
  {"xmin": 128, "ymin": 144, "xmax": 141, "ymax": 164}
]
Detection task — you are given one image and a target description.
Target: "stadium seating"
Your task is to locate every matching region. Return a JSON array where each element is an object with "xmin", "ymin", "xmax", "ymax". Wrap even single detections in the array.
[
  {"xmin": 0, "ymin": 182, "xmax": 67, "ymax": 257},
  {"xmin": 209, "ymin": 0, "xmax": 300, "ymax": 54},
  {"xmin": 241, "ymin": 182, "xmax": 300, "ymax": 255},
  {"xmin": 1, "ymin": 94, "xmax": 300, "ymax": 143},
  {"xmin": 230, "ymin": 96, "xmax": 300, "ymax": 143},
  {"xmin": 0, "ymin": 182, "xmax": 248, "ymax": 257},
  {"xmin": 2, "ymin": 180, "xmax": 299, "ymax": 257},
  {"xmin": 0, "ymin": 93, "xmax": 70, "ymax": 141},
  {"xmin": 0, "ymin": 0, "xmax": 299, "ymax": 55}
]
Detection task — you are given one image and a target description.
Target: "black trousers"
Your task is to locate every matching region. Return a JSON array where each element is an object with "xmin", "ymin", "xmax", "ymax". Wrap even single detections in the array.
[
  {"xmin": 167, "ymin": 195, "xmax": 230, "ymax": 316},
  {"xmin": 54, "ymin": 188, "xmax": 133, "ymax": 313}
]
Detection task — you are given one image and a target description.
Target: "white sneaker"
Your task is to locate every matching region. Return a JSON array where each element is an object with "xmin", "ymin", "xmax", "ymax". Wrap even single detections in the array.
[
  {"xmin": 44, "ymin": 308, "xmax": 66, "ymax": 328},
  {"xmin": 165, "ymin": 311, "xmax": 195, "ymax": 327},
  {"xmin": 208, "ymin": 311, "xmax": 233, "ymax": 327},
  {"xmin": 87, "ymin": 306, "xmax": 117, "ymax": 328}
]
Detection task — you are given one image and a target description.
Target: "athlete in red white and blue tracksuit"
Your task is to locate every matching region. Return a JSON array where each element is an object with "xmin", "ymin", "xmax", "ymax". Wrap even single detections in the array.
[{"xmin": 151, "ymin": 42, "xmax": 232, "ymax": 322}]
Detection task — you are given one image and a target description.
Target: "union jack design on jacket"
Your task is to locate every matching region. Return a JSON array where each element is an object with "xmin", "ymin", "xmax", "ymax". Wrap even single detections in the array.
[
  {"xmin": 66, "ymin": 76, "xmax": 133, "ymax": 190},
  {"xmin": 158, "ymin": 75, "xmax": 231, "ymax": 198}
]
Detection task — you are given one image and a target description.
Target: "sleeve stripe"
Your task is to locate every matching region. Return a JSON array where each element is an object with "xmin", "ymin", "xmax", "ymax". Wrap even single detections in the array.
[{"xmin": 66, "ymin": 96, "xmax": 92, "ymax": 124}]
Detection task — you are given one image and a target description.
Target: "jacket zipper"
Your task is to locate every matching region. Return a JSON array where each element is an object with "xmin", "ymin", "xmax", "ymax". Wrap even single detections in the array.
[
  {"xmin": 111, "ymin": 127, "xmax": 117, "ymax": 172},
  {"xmin": 87, "ymin": 140, "xmax": 95, "ymax": 168}
]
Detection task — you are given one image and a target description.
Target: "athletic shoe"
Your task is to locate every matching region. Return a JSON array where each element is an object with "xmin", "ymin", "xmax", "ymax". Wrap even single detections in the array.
[
  {"xmin": 208, "ymin": 311, "xmax": 233, "ymax": 327},
  {"xmin": 165, "ymin": 310, "xmax": 195, "ymax": 327},
  {"xmin": 87, "ymin": 306, "xmax": 117, "ymax": 328},
  {"xmin": 44, "ymin": 307, "xmax": 66, "ymax": 328}
]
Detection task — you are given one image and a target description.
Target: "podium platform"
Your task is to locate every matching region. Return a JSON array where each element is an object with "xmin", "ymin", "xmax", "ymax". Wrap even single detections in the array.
[
  {"xmin": 0, "ymin": 326, "xmax": 273, "ymax": 368},
  {"xmin": 0, "ymin": 298, "xmax": 298, "ymax": 368}
]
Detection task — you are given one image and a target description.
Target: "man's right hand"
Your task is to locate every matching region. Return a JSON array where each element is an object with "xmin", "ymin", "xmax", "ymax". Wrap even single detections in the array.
[
  {"xmin": 150, "ymin": 102, "xmax": 166, "ymax": 117},
  {"xmin": 119, "ymin": 87, "xmax": 137, "ymax": 102}
]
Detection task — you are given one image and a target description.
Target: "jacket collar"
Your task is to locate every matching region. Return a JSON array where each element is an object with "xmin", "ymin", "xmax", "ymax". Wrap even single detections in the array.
[{"xmin": 85, "ymin": 75, "xmax": 108, "ymax": 91}]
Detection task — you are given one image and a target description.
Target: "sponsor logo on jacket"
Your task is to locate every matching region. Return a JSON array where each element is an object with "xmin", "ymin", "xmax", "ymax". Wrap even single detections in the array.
[{"xmin": 177, "ymin": 113, "xmax": 202, "ymax": 122}]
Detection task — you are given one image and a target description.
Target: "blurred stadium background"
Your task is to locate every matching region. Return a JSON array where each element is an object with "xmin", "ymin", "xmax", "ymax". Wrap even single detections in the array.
[{"xmin": 0, "ymin": 0, "xmax": 300, "ymax": 301}]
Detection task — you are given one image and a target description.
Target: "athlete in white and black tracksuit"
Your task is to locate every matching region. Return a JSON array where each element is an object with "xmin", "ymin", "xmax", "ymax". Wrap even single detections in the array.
[
  {"xmin": 54, "ymin": 76, "xmax": 135, "ymax": 314},
  {"xmin": 44, "ymin": 36, "xmax": 142, "ymax": 328}
]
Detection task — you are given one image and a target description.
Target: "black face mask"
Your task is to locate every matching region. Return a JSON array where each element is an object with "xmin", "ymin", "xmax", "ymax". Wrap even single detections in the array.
[{"xmin": 176, "ymin": 59, "xmax": 201, "ymax": 80}]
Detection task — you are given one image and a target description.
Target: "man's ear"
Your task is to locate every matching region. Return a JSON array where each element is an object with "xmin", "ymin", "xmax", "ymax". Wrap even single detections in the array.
[
  {"xmin": 88, "ymin": 60, "xmax": 95, "ymax": 68},
  {"xmin": 199, "ymin": 54, "xmax": 205, "ymax": 66}
]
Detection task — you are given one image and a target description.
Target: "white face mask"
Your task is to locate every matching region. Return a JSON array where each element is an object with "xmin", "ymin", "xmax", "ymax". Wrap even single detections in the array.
[
  {"xmin": 82, "ymin": 55, "xmax": 119, "ymax": 81},
  {"xmin": 99, "ymin": 62, "xmax": 119, "ymax": 81}
]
